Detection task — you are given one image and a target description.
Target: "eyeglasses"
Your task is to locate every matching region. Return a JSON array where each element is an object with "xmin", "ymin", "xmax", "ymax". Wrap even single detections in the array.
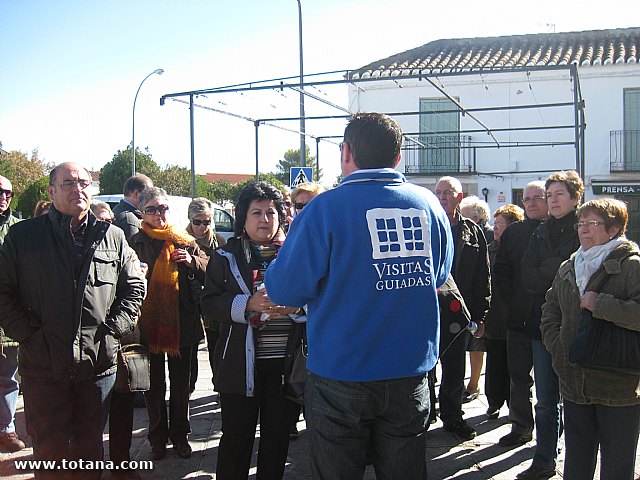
[
  {"xmin": 338, "ymin": 142, "xmax": 344, "ymax": 151},
  {"xmin": 435, "ymin": 189, "xmax": 457, "ymax": 197},
  {"xmin": 574, "ymin": 220, "xmax": 605, "ymax": 230},
  {"xmin": 143, "ymin": 204, "xmax": 169, "ymax": 215},
  {"xmin": 57, "ymin": 179, "xmax": 92, "ymax": 191},
  {"xmin": 294, "ymin": 202, "xmax": 307, "ymax": 210},
  {"xmin": 0, "ymin": 188, "xmax": 13, "ymax": 198},
  {"xmin": 191, "ymin": 219, "xmax": 211, "ymax": 226},
  {"xmin": 523, "ymin": 195, "xmax": 545, "ymax": 204},
  {"xmin": 493, "ymin": 222, "xmax": 508, "ymax": 228}
]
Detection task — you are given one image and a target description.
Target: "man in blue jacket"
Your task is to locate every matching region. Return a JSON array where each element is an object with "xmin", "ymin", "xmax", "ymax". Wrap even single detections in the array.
[{"xmin": 265, "ymin": 113, "xmax": 453, "ymax": 479}]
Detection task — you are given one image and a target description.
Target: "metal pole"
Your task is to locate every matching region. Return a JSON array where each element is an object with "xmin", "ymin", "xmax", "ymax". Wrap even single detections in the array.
[
  {"xmin": 297, "ymin": 0, "xmax": 306, "ymax": 167},
  {"xmin": 132, "ymin": 69, "xmax": 164, "ymax": 176},
  {"xmin": 190, "ymin": 94, "xmax": 196, "ymax": 198},
  {"xmin": 255, "ymin": 121, "xmax": 260, "ymax": 181},
  {"xmin": 315, "ymin": 138, "xmax": 320, "ymax": 182},
  {"xmin": 570, "ymin": 65, "xmax": 583, "ymax": 180}
]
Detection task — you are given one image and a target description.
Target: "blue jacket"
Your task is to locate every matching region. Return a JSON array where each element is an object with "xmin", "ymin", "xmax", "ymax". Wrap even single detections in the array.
[{"xmin": 265, "ymin": 168, "xmax": 453, "ymax": 381}]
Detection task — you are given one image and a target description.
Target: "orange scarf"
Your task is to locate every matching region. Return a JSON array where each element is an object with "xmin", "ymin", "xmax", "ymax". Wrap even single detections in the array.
[{"xmin": 140, "ymin": 223, "xmax": 195, "ymax": 357}]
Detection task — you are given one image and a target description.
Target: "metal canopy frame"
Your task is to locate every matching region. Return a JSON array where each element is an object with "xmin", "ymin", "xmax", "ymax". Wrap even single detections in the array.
[{"xmin": 159, "ymin": 64, "xmax": 585, "ymax": 195}]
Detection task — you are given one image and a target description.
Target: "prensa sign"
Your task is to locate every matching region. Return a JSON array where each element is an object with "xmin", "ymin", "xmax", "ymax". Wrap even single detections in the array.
[{"xmin": 592, "ymin": 184, "xmax": 640, "ymax": 195}]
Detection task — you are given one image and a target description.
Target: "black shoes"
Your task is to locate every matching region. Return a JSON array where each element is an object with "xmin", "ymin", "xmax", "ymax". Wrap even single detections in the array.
[
  {"xmin": 150, "ymin": 444, "xmax": 166, "ymax": 460},
  {"xmin": 485, "ymin": 406, "xmax": 500, "ymax": 419},
  {"xmin": 498, "ymin": 431, "xmax": 533, "ymax": 447},
  {"xmin": 174, "ymin": 441, "xmax": 192, "ymax": 459},
  {"xmin": 462, "ymin": 389, "xmax": 480, "ymax": 403},
  {"xmin": 516, "ymin": 465, "xmax": 556, "ymax": 479},
  {"xmin": 443, "ymin": 420, "xmax": 477, "ymax": 440}
]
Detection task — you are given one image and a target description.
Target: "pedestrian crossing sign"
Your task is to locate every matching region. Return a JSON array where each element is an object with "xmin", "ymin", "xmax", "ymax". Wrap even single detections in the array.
[{"xmin": 290, "ymin": 167, "xmax": 313, "ymax": 188}]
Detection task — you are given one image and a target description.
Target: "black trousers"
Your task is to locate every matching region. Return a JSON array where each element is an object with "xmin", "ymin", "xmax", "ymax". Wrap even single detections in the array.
[
  {"xmin": 439, "ymin": 329, "xmax": 470, "ymax": 426},
  {"xmin": 216, "ymin": 358, "xmax": 299, "ymax": 480},
  {"xmin": 484, "ymin": 337, "xmax": 510, "ymax": 410},
  {"xmin": 506, "ymin": 329, "xmax": 534, "ymax": 434},
  {"xmin": 146, "ymin": 347, "xmax": 194, "ymax": 447},
  {"xmin": 108, "ymin": 389, "xmax": 135, "ymax": 465},
  {"xmin": 205, "ymin": 328, "xmax": 220, "ymax": 385}
]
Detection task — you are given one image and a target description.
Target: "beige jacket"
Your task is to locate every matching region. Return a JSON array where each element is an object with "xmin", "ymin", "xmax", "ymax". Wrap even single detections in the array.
[{"xmin": 541, "ymin": 240, "xmax": 640, "ymax": 407}]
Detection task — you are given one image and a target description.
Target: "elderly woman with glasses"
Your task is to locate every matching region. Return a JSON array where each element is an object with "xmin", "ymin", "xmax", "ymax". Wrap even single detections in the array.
[
  {"xmin": 541, "ymin": 198, "xmax": 640, "ymax": 479},
  {"xmin": 185, "ymin": 197, "xmax": 226, "ymax": 390},
  {"xmin": 291, "ymin": 182, "xmax": 325, "ymax": 216},
  {"xmin": 201, "ymin": 182, "xmax": 304, "ymax": 480},
  {"xmin": 129, "ymin": 187, "xmax": 208, "ymax": 461}
]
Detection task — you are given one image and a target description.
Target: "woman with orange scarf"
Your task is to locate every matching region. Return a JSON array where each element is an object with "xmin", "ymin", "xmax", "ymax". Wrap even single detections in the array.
[{"xmin": 129, "ymin": 187, "xmax": 208, "ymax": 461}]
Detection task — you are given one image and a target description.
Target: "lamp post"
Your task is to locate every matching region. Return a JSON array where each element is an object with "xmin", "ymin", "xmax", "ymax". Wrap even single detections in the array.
[
  {"xmin": 132, "ymin": 68, "xmax": 164, "ymax": 176},
  {"xmin": 296, "ymin": 0, "xmax": 306, "ymax": 168}
]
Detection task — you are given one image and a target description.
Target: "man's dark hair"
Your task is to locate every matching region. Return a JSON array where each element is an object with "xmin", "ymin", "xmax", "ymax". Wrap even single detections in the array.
[
  {"xmin": 343, "ymin": 113, "xmax": 403, "ymax": 169},
  {"xmin": 233, "ymin": 182, "xmax": 285, "ymax": 236},
  {"xmin": 123, "ymin": 174, "xmax": 153, "ymax": 196}
]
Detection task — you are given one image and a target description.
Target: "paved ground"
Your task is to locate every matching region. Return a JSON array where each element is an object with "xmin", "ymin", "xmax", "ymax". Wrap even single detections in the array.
[{"xmin": 1, "ymin": 343, "xmax": 638, "ymax": 479}]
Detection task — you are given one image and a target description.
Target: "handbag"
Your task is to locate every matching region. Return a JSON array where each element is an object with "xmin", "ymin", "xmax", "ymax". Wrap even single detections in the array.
[
  {"xmin": 283, "ymin": 322, "xmax": 308, "ymax": 404},
  {"xmin": 569, "ymin": 254, "xmax": 640, "ymax": 376},
  {"xmin": 115, "ymin": 343, "xmax": 151, "ymax": 393}
]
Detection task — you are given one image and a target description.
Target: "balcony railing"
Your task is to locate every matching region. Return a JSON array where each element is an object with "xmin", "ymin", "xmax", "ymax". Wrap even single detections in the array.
[
  {"xmin": 610, "ymin": 130, "xmax": 640, "ymax": 172},
  {"xmin": 403, "ymin": 134, "xmax": 474, "ymax": 175}
]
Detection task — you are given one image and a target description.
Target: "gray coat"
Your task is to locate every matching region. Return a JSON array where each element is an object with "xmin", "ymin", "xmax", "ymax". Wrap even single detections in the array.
[
  {"xmin": 0, "ymin": 206, "xmax": 146, "ymax": 379},
  {"xmin": 541, "ymin": 241, "xmax": 640, "ymax": 407}
]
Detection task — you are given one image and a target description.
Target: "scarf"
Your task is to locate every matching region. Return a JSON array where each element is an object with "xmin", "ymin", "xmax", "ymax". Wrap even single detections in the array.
[
  {"xmin": 140, "ymin": 223, "xmax": 195, "ymax": 356},
  {"xmin": 186, "ymin": 222, "xmax": 218, "ymax": 256},
  {"xmin": 574, "ymin": 236, "xmax": 626, "ymax": 296}
]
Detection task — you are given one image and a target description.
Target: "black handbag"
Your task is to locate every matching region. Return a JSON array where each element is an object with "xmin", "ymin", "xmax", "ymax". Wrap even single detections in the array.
[
  {"xmin": 569, "ymin": 255, "xmax": 640, "ymax": 376},
  {"xmin": 115, "ymin": 344, "xmax": 151, "ymax": 393},
  {"xmin": 283, "ymin": 322, "xmax": 308, "ymax": 404}
]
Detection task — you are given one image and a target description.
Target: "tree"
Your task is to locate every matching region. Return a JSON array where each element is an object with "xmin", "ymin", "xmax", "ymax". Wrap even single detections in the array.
[
  {"xmin": 13, "ymin": 176, "xmax": 49, "ymax": 218},
  {"xmin": 99, "ymin": 146, "xmax": 161, "ymax": 194},
  {"xmin": 273, "ymin": 146, "xmax": 322, "ymax": 184},
  {"xmin": 0, "ymin": 149, "xmax": 52, "ymax": 198},
  {"xmin": 207, "ymin": 179, "xmax": 234, "ymax": 206},
  {"xmin": 155, "ymin": 165, "xmax": 191, "ymax": 196}
]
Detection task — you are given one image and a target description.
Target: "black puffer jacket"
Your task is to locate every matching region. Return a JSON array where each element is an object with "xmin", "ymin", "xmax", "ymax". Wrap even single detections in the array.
[
  {"xmin": 493, "ymin": 218, "xmax": 542, "ymax": 333},
  {"xmin": 450, "ymin": 214, "xmax": 491, "ymax": 323},
  {"xmin": 0, "ymin": 206, "xmax": 146, "ymax": 379},
  {"xmin": 113, "ymin": 200, "xmax": 143, "ymax": 239},
  {"xmin": 521, "ymin": 211, "xmax": 579, "ymax": 340}
]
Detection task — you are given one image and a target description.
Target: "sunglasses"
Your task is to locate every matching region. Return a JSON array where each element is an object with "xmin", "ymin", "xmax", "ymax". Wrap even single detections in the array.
[
  {"xmin": 143, "ymin": 204, "xmax": 169, "ymax": 215},
  {"xmin": 0, "ymin": 188, "xmax": 13, "ymax": 199},
  {"xmin": 294, "ymin": 202, "xmax": 307, "ymax": 210},
  {"xmin": 284, "ymin": 201, "xmax": 292, "ymax": 208},
  {"xmin": 191, "ymin": 219, "xmax": 211, "ymax": 226}
]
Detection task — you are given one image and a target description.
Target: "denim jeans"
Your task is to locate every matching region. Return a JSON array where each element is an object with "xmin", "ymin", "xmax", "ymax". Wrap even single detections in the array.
[
  {"xmin": 305, "ymin": 372, "xmax": 430, "ymax": 480},
  {"xmin": 563, "ymin": 400, "xmax": 640, "ymax": 480},
  {"xmin": 22, "ymin": 373, "xmax": 115, "ymax": 479},
  {"xmin": 531, "ymin": 339, "xmax": 561, "ymax": 469},
  {"xmin": 506, "ymin": 329, "xmax": 534, "ymax": 435},
  {"xmin": 0, "ymin": 346, "xmax": 19, "ymax": 433}
]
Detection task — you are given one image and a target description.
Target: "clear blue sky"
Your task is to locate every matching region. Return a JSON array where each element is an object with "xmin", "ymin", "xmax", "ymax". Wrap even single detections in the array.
[{"xmin": 1, "ymin": 0, "xmax": 637, "ymax": 186}]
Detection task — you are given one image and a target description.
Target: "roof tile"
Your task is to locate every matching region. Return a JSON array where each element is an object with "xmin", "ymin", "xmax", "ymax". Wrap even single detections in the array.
[{"xmin": 350, "ymin": 27, "xmax": 640, "ymax": 79}]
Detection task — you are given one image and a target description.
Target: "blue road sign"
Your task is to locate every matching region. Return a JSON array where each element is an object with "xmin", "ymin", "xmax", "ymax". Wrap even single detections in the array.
[{"xmin": 290, "ymin": 167, "xmax": 313, "ymax": 188}]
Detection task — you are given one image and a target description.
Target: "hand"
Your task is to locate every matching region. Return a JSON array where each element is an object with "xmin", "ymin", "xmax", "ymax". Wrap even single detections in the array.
[
  {"xmin": 580, "ymin": 291, "xmax": 598, "ymax": 312},
  {"xmin": 139, "ymin": 262, "xmax": 149, "ymax": 277},
  {"xmin": 170, "ymin": 247, "xmax": 193, "ymax": 266},
  {"xmin": 473, "ymin": 321, "xmax": 485, "ymax": 338},
  {"xmin": 246, "ymin": 290, "xmax": 276, "ymax": 315},
  {"xmin": 272, "ymin": 306, "xmax": 299, "ymax": 316}
]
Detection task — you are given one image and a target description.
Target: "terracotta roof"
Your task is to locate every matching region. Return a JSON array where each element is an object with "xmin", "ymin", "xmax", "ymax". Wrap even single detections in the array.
[
  {"xmin": 200, "ymin": 173, "xmax": 255, "ymax": 184},
  {"xmin": 89, "ymin": 170, "xmax": 100, "ymax": 182},
  {"xmin": 350, "ymin": 27, "xmax": 640, "ymax": 79}
]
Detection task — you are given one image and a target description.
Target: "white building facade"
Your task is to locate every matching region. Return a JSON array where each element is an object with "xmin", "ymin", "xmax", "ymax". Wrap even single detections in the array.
[{"xmin": 348, "ymin": 27, "xmax": 640, "ymax": 243}]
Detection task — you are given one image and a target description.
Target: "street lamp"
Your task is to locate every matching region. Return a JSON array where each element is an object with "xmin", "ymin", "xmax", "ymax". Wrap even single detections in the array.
[
  {"xmin": 296, "ymin": 0, "xmax": 306, "ymax": 168},
  {"xmin": 131, "ymin": 68, "xmax": 164, "ymax": 176}
]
